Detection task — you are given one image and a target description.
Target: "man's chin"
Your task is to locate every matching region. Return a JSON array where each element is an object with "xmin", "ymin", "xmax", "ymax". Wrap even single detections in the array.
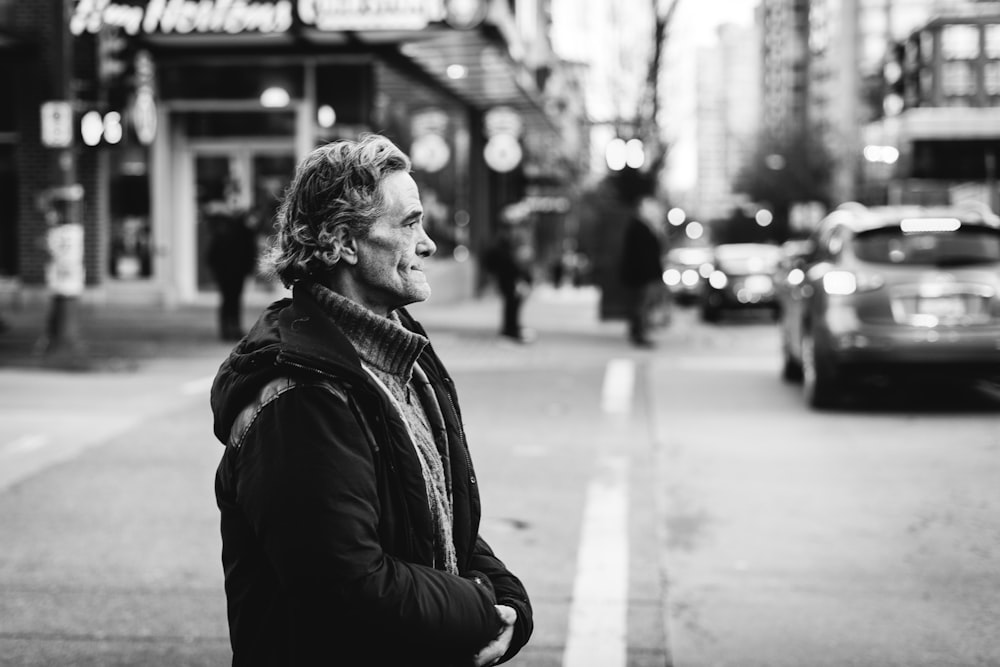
[{"xmin": 399, "ymin": 286, "xmax": 431, "ymax": 308}]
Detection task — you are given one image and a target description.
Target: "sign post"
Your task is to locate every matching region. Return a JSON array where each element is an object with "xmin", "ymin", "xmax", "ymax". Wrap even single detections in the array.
[{"xmin": 37, "ymin": 0, "xmax": 89, "ymax": 367}]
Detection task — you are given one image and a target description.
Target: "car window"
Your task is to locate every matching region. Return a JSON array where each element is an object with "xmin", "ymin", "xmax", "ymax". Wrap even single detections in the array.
[
  {"xmin": 853, "ymin": 225, "xmax": 1000, "ymax": 266},
  {"xmin": 714, "ymin": 245, "xmax": 781, "ymax": 273}
]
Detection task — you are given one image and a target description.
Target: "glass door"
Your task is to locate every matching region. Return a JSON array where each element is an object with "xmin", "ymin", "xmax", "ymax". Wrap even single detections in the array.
[
  {"xmin": 192, "ymin": 144, "xmax": 296, "ymax": 293},
  {"xmin": 249, "ymin": 152, "xmax": 297, "ymax": 287}
]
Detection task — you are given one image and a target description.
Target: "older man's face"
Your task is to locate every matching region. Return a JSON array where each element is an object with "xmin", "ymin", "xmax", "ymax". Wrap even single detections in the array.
[{"xmin": 352, "ymin": 171, "xmax": 437, "ymax": 315}]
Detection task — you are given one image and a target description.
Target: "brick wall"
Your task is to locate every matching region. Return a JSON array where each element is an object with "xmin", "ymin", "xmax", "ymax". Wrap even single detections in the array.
[{"xmin": 12, "ymin": 0, "xmax": 103, "ymax": 288}]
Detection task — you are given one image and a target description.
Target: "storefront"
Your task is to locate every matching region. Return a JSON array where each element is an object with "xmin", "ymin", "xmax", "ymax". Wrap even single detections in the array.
[{"xmin": 53, "ymin": 0, "xmax": 562, "ymax": 305}]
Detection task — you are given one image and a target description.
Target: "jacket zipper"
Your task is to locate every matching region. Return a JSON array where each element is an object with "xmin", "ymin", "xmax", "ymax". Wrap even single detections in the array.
[{"xmin": 441, "ymin": 376, "xmax": 476, "ymax": 486}]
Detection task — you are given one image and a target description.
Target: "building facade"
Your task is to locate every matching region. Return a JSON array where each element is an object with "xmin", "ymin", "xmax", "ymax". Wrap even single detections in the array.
[
  {"xmin": 2, "ymin": 0, "xmax": 574, "ymax": 307},
  {"xmin": 877, "ymin": 8, "xmax": 1000, "ymax": 208},
  {"xmin": 760, "ymin": 0, "xmax": 810, "ymax": 143},
  {"xmin": 693, "ymin": 22, "xmax": 761, "ymax": 224}
]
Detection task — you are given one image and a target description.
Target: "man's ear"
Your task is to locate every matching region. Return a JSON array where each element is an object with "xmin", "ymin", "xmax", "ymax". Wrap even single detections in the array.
[{"xmin": 331, "ymin": 224, "xmax": 359, "ymax": 266}]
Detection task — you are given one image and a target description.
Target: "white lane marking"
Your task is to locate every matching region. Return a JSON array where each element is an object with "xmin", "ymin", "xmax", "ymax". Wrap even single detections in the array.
[
  {"xmin": 180, "ymin": 375, "xmax": 215, "ymax": 396},
  {"xmin": 601, "ymin": 359, "xmax": 635, "ymax": 414},
  {"xmin": 1, "ymin": 434, "xmax": 49, "ymax": 455},
  {"xmin": 563, "ymin": 455, "xmax": 629, "ymax": 667}
]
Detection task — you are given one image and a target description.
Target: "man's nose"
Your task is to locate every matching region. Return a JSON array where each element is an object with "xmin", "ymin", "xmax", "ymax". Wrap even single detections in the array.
[{"xmin": 417, "ymin": 225, "xmax": 437, "ymax": 257}]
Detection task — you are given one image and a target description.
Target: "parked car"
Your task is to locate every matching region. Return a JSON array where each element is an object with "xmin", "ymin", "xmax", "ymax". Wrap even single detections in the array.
[
  {"xmin": 700, "ymin": 242, "xmax": 782, "ymax": 322},
  {"xmin": 662, "ymin": 245, "xmax": 712, "ymax": 305},
  {"xmin": 778, "ymin": 202, "xmax": 1000, "ymax": 408}
]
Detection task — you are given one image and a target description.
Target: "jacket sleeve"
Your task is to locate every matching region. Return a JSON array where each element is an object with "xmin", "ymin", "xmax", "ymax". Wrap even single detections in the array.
[
  {"xmin": 234, "ymin": 383, "xmax": 503, "ymax": 659},
  {"xmin": 468, "ymin": 535, "xmax": 534, "ymax": 664}
]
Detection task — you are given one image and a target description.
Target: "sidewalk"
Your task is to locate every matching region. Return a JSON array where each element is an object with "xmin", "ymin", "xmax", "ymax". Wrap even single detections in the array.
[
  {"xmin": 0, "ymin": 298, "xmax": 223, "ymax": 371},
  {"xmin": 0, "ymin": 285, "xmax": 618, "ymax": 372}
]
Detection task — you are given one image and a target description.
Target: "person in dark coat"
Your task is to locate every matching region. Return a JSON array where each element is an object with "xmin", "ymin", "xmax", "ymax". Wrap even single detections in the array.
[
  {"xmin": 619, "ymin": 193, "xmax": 666, "ymax": 347},
  {"xmin": 206, "ymin": 183, "xmax": 258, "ymax": 341},
  {"xmin": 210, "ymin": 134, "xmax": 532, "ymax": 667},
  {"xmin": 483, "ymin": 220, "xmax": 533, "ymax": 342}
]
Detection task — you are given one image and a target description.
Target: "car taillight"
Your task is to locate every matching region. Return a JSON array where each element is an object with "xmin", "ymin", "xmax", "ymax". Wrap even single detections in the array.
[
  {"xmin": 708, "ymin": 270, "xmax": 728, "ymax": 289},
  {"xmin": 822, "ymin": 270, "xmax": 884, "ymax": 295}
]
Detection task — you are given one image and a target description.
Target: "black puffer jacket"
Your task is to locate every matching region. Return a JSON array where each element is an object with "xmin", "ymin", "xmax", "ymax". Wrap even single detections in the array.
[{"xmin": 211, "ymin": 285, "xmax": 532, "ymax": 666}]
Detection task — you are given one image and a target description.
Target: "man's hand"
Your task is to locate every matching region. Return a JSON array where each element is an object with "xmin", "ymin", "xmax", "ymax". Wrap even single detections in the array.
[{"xmin": 472, "ymin": 604, "xmax": 517, "ymax": 667}]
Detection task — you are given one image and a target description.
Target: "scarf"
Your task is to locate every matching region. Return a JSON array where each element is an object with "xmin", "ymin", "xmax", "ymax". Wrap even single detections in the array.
[{"xmin": 308, "ymin": 283, "xmax": 458, "ymax": 574}]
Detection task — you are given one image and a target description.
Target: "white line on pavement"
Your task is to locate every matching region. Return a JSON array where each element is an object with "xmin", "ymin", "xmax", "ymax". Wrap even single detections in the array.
[
  {"xmin": 180, "ymin": 375, "xmax": 215, "ymax": 396},
  {"xmin": 1, "ymin": 434, "xmax": 49, "ymax": 455},
  {"xmin": 563, "ymin": 455, "xmax": 629, "ymax": 667},
  {"xmin": 601, "ymin": 359, "xmax": 635, "ymax": 414}
]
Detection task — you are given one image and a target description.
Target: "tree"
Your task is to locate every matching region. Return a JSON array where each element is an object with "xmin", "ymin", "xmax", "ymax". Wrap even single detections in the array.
[{"xmin": 733, "ymin": 128, "xmax": 835, "ymax": 239}]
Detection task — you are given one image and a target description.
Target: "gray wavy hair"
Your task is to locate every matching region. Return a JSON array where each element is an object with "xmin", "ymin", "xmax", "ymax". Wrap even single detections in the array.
[{"xmin": 263, "ymin": 134, "xmax": 412, "ymax": 286}]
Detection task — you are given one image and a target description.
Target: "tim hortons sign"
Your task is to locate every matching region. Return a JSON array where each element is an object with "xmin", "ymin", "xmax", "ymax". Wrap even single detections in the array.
[
  {"xmin": 70, "ymin": 0, "xmax": 295, "ymax": 35},
  {"xmin": 69, "ymin": 0, "xmax": 468, "ymax": 35}
]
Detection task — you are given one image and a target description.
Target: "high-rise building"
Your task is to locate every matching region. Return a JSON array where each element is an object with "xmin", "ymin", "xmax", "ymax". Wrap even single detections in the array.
[
  {"xmin": 809, "ymin": 0, "xmax": 951, "ymax": 204},
  {"xmin": 693, "ymin": 23, "xmax": 762, "ymax": 222},
  {"xmin": 760, "ymin": 0, "xmax": 810, "ymax": 143}
]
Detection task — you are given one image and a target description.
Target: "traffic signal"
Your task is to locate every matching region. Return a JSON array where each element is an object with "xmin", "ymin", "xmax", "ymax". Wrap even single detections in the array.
[{"xmin": 883, "ymin": 41, "xmax": 905, "ymax": 117}]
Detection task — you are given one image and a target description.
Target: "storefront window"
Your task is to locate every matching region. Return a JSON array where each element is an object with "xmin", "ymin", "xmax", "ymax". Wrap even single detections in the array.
[
  {"xmin": 942, "ymin": 61, "xmax": 975, "ymax": 97},
  {"xmin": 195, "ymin": 155, "xmax": 232, "ymax": 291},
  {"xmin": 920, "ymin": 69, "xmax": 934, "ymax": 101},
  {"xmin": 250, "ymin": 153, "xmax": 296, "ymax": 284},
  {"xmin": 941, "ymin": 25, "xmax": 980, "ymax": 60},
  {"xmin": 108, "ymin": 149, "xmax": 152, "ymax": 280},
  {"xmin": 194, "ymin": 148, "xmax": 295, "ymax": 292},
  {"xmin": 920, "ymin": 30, "xmax": 934, "ymax": 64},
  {"xmin": 987, "ymin": 25, "xmax": 1000, "ymax": 59},
  {"xmin": 985, "ymin": 62, "xmax": 1000, "ymax": 96}
]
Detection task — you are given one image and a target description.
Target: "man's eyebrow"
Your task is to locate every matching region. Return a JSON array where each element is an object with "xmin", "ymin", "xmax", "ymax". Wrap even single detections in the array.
[{"xmin": 402, "ymin": 208, "xmax": 423, "ymax": 223}]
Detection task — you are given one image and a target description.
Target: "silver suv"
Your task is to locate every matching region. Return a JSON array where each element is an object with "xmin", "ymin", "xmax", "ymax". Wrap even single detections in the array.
[{"xmin": 778, "ymin": 202, "xmax": 1000, "ymax": 408}]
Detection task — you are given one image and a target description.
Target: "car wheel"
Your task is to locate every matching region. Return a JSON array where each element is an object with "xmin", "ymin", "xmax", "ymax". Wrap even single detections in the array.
[
  {"xmin": 781, "ymin": 345, "xmax": 802, "ymax": 382},
  {"xmin": 801, "ymin": 331, "xmax": 839, "ymax": 408}
]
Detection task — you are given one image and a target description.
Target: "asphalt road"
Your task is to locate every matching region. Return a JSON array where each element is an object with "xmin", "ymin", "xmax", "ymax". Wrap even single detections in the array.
[
  {"xmin": 648, "ymin": 306, "xmax": 1000, "ymax": 667},
  {"xmin": 2, "ymin": 289, "xmax": 998, "ymax": 666}
]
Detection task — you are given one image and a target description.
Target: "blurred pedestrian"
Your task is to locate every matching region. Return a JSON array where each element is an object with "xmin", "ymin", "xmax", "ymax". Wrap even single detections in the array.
[
  {"xmin": 210, "ymin": 134, "xmax": 532, "ymax": 667},
  {"xmin": 483, "ymin": 218, "xmax": 534, "ymax": 343},
  {"xmin": 205, "ymin": 180, "xmax": 258, "ymax": 341},
  {"xmin": 619, "ymin": 192, "xmax": 666, "ymax": 347}
]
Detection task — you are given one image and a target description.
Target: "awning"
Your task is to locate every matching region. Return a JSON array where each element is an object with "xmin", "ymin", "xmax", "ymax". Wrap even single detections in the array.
[{"xmin": 392, "ymin": 25, "xmax": 558, "ymax": 142}]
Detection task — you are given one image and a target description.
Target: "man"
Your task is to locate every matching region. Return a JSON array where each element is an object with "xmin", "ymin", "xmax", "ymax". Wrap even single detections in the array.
[
  {"xmin": 210, "ymin": 135, "xmax": 532, "ymax": 666},
  {"xmin": 483, "ymin": 217, "xmax": 534, "ymax": 343},
  {"xmin": 206, "ymin": 179, "xmax": 258, "ymax": 341},
  {"xmin": 619, "ymin": 192, "xmax": 666, "ymax": 347}
]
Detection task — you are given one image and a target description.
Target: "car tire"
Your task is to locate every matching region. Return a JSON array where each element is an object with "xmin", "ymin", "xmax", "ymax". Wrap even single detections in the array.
[
  {"xmin": 781, "ymin": 346, "xmax": 802, "ymax": 382},
  {"xmin": 801, "ymin": 331, "xmax": 839, "ymax": 409}
]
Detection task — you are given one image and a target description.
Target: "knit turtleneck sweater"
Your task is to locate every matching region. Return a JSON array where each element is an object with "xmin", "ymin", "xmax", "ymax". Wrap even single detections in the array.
[{"xmin": 308, "ymin": 283, "xmax": 458, "ymax": 575}]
